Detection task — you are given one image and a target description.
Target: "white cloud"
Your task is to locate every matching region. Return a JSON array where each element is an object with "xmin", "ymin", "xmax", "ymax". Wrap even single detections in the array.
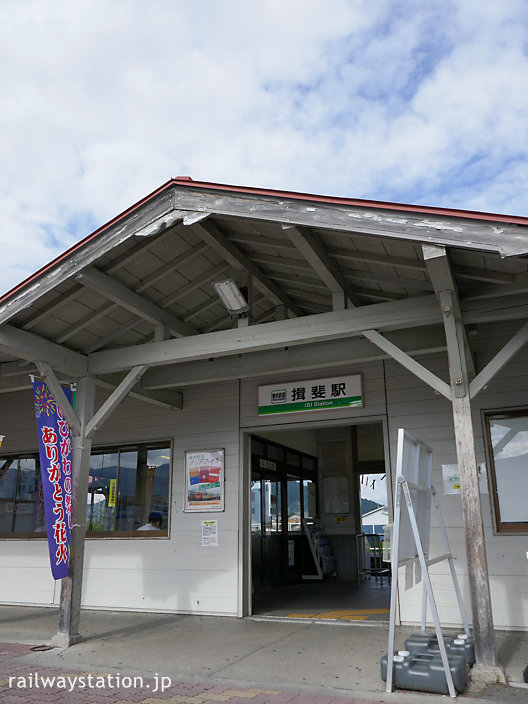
[{"xmin": 1, "ymin": 0, "xmax": 528, "ymax": 295}]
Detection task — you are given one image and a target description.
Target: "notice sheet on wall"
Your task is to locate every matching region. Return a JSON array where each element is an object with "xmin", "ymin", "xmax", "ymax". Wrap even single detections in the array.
[
  {"xmin": 201, "ymin": 520, "xmax": 218, "ymax": 547},
  {"xmin": 442, "ymin": 463, "xmax": 488, "ymax": 494}
]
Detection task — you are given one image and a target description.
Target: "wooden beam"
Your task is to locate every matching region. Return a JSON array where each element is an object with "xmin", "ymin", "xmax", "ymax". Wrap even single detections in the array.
[
  {"xmin": 328, "ymin": 246, "xmax": 427, "ymax": 271},
  {"xmin": 189, "ymin": 221, "xmax": 302, "ymax": 316},
  {"xmin": 462, "ymin": 270, "xmax": 528, "ymax": 301},
  {"xmin": 249, "ymin": 252, "xmax": 314, "ymax": 272},
  {"xmin": 461, "ymin": 293, "xmax": 528, "ymax": 324},
  {"xmin": 22, "ymin": 228, "xmax": 180, "ymax": 332},
  {"xmin": 85, "ymin": 316, "xmax": 141, "ymax": 354},
  {"xmin": 284, "ymin": 226, "xmax": 362, "ymax": 306},
  {"xmin": 84, "ymin": 365, "xmax": 149, "ymax": 437},
  {"xmin": 162, "ymin": 263, "xmax": 229, "ymax": 308},
  {"xmin": 88, "ymin": 295, "xmax": 443, "ymax": 375},
  {"xmin": 35, "ymin": 361, "xmax": 81, "ymax": 434},
  {"xmin": 140, "ymin": 327, "xmax": 447, "ymax": 389},
  {"xmin": 362, "ymin": 330, "xmax": 451, "ymax": 398},
  {"xmin": 344, "ymin": 269, "xmax": 433, "ymax": 291},
  {"xmin": 454, "ymin": 266, "xmax": 514, "ymax": 286},
  {"xmin": 97, "ymin": 377, "xmax": 182, "ymax": 410},
  {"xmin": 265, "ymin": 271, "xmax": 329, "ymax": 292},
  {"xmin": 171, "ymin": 186, "xmax": 528, "ymax": 257},
  {"xmin": 0, "ymin": 324, "xmax": 88, "ymax": 376},
  {"xmin": 423, "ymin": 245, "xmax": 476, "ymax": 379},
  {"xmin": 469, "ymin": 320, "xmax": 528, "ymax": 398},
  {"xmin": 57, "ymin": 242, "xmax": 210, "ymax": 344},
  {"xmin": 76, "ymin": 266, "xmax": 196, "ymax": 337}
]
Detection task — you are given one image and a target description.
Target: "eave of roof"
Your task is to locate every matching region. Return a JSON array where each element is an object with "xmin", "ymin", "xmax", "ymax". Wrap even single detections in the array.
[{"xmin": 2, "ymin": 176, "xmax": 528, "ymax": 308}]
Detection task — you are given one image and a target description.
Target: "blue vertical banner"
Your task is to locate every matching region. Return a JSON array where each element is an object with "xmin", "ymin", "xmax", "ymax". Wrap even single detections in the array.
[{"xmin": 32, "ymin": 380, "xmax": 73, "ymax": 580}]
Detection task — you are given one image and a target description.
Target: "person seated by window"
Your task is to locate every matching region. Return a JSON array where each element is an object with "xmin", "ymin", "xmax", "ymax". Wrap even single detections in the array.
[{"xmin": 137, "ymin": 511, "xmax": 163, "ymax": 531}]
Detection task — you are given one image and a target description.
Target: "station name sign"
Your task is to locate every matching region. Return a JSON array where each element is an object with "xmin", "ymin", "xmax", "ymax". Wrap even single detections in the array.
[{"xmin": 258, "ymin": 375, "xmax": 362, "ymax": 416}]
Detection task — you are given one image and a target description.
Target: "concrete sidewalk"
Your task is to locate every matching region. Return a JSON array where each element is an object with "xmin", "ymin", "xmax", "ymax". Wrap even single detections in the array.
[{"xmin": 0, "ymin": 605, "xmax": 527, "ymax": 704}]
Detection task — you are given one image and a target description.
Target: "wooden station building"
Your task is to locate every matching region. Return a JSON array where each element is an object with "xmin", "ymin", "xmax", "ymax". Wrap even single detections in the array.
[{"xmin": 1, "ymin": 178, "xmax": 528, "ymax": 669}]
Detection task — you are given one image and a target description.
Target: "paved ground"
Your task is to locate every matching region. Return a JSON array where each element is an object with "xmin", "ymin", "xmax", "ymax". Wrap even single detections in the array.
[
  {"xmin": 252, "ymin": 581, "xmax": 390, "ymax": 623},
  {"xmin": 0, "ymin": 605, "xmax": 527, "ymax": 704}
]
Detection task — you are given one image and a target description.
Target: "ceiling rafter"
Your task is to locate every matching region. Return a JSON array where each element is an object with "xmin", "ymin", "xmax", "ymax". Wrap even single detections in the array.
[
  {"xmin": 279, "ymin": 226, "xmax": 453, "ymax": 396},
  {"xmin": 228, "ymin": 231, "xmax": 296, "ymax": 251},
  {"xmin": 462, "ymin": 270, "xmax": 528, "ymax": 301},
  {"xmin": 161, "ymin": 263, "xmax": 229, "ymax": 308},
  {"xmin": 281, "ymin": 288, "xmax": 331, "ymax": 307},
  {"xmin": 249, "ymin": 252, "xmax": 313, "ymax": 272},
  {"xmin": 84, "ymin": 265, "xmax": 230, "ymax": 353},
  {"xmin": 57, "ymin": 242, "xmax": 209, "ymax": 345},
  {"xmin": 453, "ymin": 266, "xmax": 514, "ymax": 286},
  {"xmin": 85, "ymin": 316, "xmax": 145, "ymax": 354},
  {"xmin": 75, "ymin": 266, "xmax": 197, "ymax": 337},
  {"xmin": 188, "ymin": 221, "xmax": 302, "ymax": 316},
  {"xmin": 265, "ymin": 271, "xmax": 331, "ymax": 292},
  {"xmin": 22, "ymin": 226, "xmax": 179, "ymax": 332},
  {"xmin": 326, "ymin": 246, "xmax": 426, "ymax": 271},
  {"xmin": 284, "ymin": 225, "xmax": 362, "ymax": 307},
  {"xmin": 343, "ymin": 269, "xmax": 433, "ymax": 291}
]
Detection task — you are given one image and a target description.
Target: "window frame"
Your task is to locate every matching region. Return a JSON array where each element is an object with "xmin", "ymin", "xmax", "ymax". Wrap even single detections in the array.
[
  {"xmin": 483, "ymin": 408, "xmax": 528, "ymax": 535},
  {"xmin": 0, "ymin": 453, "xmax": 44, "ymax": 539},
  {"xmin": 86, "ymin": 440, "xmax": 172, "ymax": 539},
  {"xmin": 0, "ymin": 439, "xmax": 173, "ymax": 540}
]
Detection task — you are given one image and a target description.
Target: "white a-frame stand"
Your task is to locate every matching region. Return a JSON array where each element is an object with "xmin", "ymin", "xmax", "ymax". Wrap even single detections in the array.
[{"xmin": 386, "ymin": 429, "xmax": 470, "ymax": 699}]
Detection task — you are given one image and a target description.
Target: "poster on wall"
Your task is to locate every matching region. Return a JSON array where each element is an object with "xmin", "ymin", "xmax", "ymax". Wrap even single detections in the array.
[
  {"xmin": 442, "ymin": 463, "xmax": 488, "ymax": 494},
  {"xmin": 184, "ymin": 449, "xmax": 224, "ymax": 512}
]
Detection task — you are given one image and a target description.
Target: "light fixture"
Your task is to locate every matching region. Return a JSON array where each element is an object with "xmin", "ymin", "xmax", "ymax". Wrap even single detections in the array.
[{"xmin": 212, "ymin": 279, "xmax": 249, "ymax": 315}]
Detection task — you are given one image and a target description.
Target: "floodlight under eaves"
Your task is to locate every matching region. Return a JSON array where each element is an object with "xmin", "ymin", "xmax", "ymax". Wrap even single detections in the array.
[{"xmin": 212, "ymin": 279, "xmax": 249, "ymax": 314}]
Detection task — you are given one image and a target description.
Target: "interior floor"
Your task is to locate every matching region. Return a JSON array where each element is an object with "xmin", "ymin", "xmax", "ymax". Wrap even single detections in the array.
[{"xmin": 252, "ymin": 578, "xmax": 391, "ymax": 622}]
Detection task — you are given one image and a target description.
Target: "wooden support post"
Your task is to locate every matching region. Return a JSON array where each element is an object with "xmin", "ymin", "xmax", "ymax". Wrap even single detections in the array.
[
  {"xmin": 450, "ymin": 390, "xmax": 496, "ymax": 666},
  {"xmin": 52, "ymin": 375, "xmax": 96, "ymax": 647},
  {"xmin": 424, "ymin": 245, "xmax": 498, "ymax": 669}
]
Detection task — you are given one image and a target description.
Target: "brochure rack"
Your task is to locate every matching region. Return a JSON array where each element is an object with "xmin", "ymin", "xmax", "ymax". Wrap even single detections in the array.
[{"xmin": 302, "ymin": 518, "xmax": 337, "ymax": 580}]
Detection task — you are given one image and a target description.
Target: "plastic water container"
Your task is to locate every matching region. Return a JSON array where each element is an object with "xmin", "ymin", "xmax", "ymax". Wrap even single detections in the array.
[
  {"xmin": 381, "ymin": 650, "xmax": 467, "ymax": 694},
  {"xmin": 404, "ymin": 632, "xmax": 475, "ymax": 665}
]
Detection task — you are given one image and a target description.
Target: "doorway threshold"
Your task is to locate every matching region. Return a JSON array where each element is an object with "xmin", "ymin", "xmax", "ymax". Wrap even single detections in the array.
[{"xmin": 247, "ymin": 614, "xmax": 388, "ymax": 627}]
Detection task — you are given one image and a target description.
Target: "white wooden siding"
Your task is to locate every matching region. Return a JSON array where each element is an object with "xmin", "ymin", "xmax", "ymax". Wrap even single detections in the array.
[
  {"xmin": 0, "ymin": 381, "xmax": 240, "ymax": 616},
  {"xmin": 1, "ymin": 319, "xmax": 528, "ymax": 629}
]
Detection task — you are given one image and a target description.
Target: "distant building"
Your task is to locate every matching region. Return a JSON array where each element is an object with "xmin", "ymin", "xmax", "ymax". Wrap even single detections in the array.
[{"xmin": 361, "ymin": 506, "xmax": 389, "ymax": 535}]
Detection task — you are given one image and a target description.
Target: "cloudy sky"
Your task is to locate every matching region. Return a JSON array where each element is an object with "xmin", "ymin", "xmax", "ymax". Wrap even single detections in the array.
[{"xmin": 2, "ymin": 0, "xmax": 528, "ymax": 295}]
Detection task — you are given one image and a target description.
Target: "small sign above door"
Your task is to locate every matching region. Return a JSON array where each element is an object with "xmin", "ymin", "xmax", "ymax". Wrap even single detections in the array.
[
  {"xmin": 258, "ymin": 375, "xmax": 362, "ymax": 416},
  {"xmin": 260, "ymin": 458, "xmax": 277, "ymax": 471}
]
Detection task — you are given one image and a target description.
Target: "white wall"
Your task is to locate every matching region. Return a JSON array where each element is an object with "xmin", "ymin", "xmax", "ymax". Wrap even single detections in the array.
[
  {"xmin": 1, "ymin": 320, "xmax": 528, "ymax": 629},
  {"xmin": 0, "ymin": 381, "xmax": 240, "ymax": 616},
  {"xmin": 385, "ymin": 321, "xmax": 528, "ymax": 631}
]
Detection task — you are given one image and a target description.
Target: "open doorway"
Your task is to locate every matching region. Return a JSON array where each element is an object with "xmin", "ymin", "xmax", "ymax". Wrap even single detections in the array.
[{"xmin": 248, "ymin": 420, "xmax": 391, "ymax": 622}]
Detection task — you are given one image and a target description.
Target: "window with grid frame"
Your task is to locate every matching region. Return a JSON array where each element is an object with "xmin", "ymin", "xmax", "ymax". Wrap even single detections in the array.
[{"xmin": 0, "ymin": 441, "xmax": 171, "ymax": 538}]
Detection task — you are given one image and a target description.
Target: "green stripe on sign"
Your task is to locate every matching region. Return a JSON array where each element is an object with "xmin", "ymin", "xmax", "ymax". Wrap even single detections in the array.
[{"xmin": 258, "ymin": 396, "xmax": 362, "ymax": 415}]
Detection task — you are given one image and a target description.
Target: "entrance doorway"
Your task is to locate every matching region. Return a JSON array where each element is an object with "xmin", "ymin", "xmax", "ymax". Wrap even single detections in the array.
[
  {"xmin": 250, "ymin": 436, "xmax": 317, "ymax": 591},
  {"xmin": 248, "ymin": 421, "xmax": 391, "ymax": 622}
]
